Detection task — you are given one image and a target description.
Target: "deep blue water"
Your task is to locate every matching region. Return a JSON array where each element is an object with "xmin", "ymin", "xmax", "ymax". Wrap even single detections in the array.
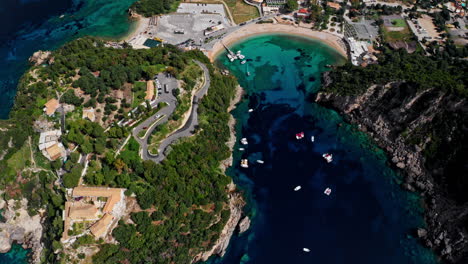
[
  {"xmin": 0, "ymin": 0, "xmax": 138, "ymax": 118},
  {"xmin": 210, "ymin": 34, "xmax": 438, "ymax": 264}
]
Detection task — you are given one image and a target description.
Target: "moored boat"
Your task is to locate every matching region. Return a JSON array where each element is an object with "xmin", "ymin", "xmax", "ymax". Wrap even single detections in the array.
[
  {"xmin": 248, "ymin": 109, "xmax": 254, "ymax": 113},
  {"xmin": 303, "ymin": 248, "xmax": 310, "ymax": 252},
  {"xmin": 311, "ymin": 136, "xmax": 314, "ymax": 142},
  {"xmin": 296, "ymin": 132, "xmax": 304, "ymax": 140},
  {"xmin": 324, "ymin": 187, "xmax": 332, "ymax": 196},
  {"xmin": 322, "ymin": 153, "xmax": 332, "ymax": 163},
  {"xmin": 239, "ymin": 148, "xmax": 245, "ymax": 151},
  {"xmin": 294, "ymin": 186, "xmax": 301, "ymax": 191},
  {"xmin": 241, "ymin": 159, "xmax": 249, "ymax": 168},
  {"xmin": 241, "ymin": 138, "xmax": 248, "ymax": 145}
]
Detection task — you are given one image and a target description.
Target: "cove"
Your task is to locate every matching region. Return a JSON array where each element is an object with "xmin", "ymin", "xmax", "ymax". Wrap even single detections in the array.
[
  {"xmin": 210, "ymin": 34, "xmax": 438, "ymax": 264},
  {"xmin": 0, "ymin": 0, "xmax": 138, "ymax": 119}
]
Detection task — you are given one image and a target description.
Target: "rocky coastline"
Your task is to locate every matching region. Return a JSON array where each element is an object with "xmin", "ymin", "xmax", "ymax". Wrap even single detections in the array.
[
  {"xmin": 315, "ymin": 75, "xmax": 468, "ymax": 263},
  {"xmin": 0, "ymin": 193, "xmax": 44, "ymax": 263},
  {"xmin": 193, "ymin": 84, "xmax": 249, "ymax": 263}
]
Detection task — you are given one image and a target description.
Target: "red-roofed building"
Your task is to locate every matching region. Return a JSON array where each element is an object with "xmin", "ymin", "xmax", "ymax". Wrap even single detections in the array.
[{"xmin": 296, "ymin": 8, "xmax": 310, "ymax": 17}]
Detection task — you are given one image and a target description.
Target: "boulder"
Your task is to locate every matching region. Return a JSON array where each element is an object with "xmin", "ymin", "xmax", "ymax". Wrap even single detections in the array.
[{"xmin": 238, "ymin": 216, "xmax": 251, "ymax": 234}]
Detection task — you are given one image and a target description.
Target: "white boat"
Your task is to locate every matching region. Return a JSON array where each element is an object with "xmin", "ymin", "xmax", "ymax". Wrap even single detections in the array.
[
  {"xmin": 322, "ymin": 153, "xmax": 332, "ymax": 163},
  {"xmin": 311, "ymin": 136, "xmax": 315, "ymax": 142},
  {"xmin": 239, "ymin": 148, "xmax": 245, "ymax": 151},
  {"xmin": 248, "ymin": 109, "xmax": 254, "ymax": 113},
  {"xmin": 256, "ymin": 160, "xmax": 264, "ymax": 164},
  {"xmin": 294, "ymin": 186, "xmax": 301, "ymax": 191},
  {"xmin": 296, "ymin": 132, "xmax": 304, "ymax": 140},
  {"xmin": 241, "ymin": 159, "xmax": 249, "ymax": 168},
  {"xmin": 241, "ymin": 60, "xmax": 246, "ymax": 64},
  {"xmin": 247, "ymin": 71, "xmax": 250, "ymax": 76},
  {"xmin": 238, "ymin": 54, "xmax": 245, "ymax": 59},
  {"xmin": 324, "ymin": 187, "xmax": 332, "ymax": 196},
  {"xmin": 303, "ymin": 248, "xmax": 310, "ymax": 252},
  {"xmin": 241, "ymin": 138, "xmax": 248, "ymax": 145}
]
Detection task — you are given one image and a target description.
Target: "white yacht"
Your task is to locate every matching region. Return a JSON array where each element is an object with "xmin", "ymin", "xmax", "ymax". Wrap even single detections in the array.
[
  {"xmin": 294, "ymin": 186, "xmax": 301, "ymax": 191},
  {"xmin": 240, "ymin": 138, "xmax": 248, "ymax": 145},
  {"xmin": 303, "ymin": 248, "xmax": 310, "ymax": 252},
  {"xmin": 256, "ymin": 160, "xmax": 264, "ymax": 164},
  {"xmin": 322, "ymin": 153, "xmax": 332, "ymax": 163},
  {"xmin": 248, "ymin": 109, "xmax": 254, "ymax": 113},
  {"xmin": 324, "ymin": 187, "xmax": 332, "ymax": 196},
  {"xmin": 311, "ymin": 136, "xmax": 315, "ymax": 142}
]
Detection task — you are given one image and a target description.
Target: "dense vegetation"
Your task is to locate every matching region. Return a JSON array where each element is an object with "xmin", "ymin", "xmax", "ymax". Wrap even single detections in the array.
[
  {"xmin": 323, "ymin": 49, "xmax": 468, "ymax": 97},
  {"xmin": 2, "ymin": 37, "xmax": 237, "ymax": 263},
  {"xmin": 90, "ymin": 50, "xmax": 237, "ymax": 263},
  {"xmin": 130, "ymin": 0, "xmax": 180, "ymax": 17}
]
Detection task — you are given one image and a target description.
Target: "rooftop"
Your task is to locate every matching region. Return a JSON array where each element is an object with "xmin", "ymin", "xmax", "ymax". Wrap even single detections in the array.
[
  {"xmin": 44, "ymin": 98, "xmax": 60, "ymax": 116},
  {"xmin": 66, "ymin": 202, "xmax": 99, "ymax": 220},
  {"xmin": 90, "ymin": 213, "xmax": 114, "ymax": 238}
]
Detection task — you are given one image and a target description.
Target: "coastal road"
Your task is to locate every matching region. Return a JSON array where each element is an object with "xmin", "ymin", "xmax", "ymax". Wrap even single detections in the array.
[{"xmin": 132, "ymin": 60, "xmax": 210, "ymax": 163}]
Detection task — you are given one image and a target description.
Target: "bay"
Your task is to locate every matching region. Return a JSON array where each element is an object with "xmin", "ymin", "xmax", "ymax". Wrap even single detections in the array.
[{"xmin": 210, "ymin": 34, "xmax": 438, "ymax": 264}]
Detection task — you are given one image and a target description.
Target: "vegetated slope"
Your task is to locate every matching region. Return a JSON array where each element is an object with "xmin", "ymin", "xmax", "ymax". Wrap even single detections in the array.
[
  {"xmin": 130, "ymin": 0, "xmax": 180, "ymax": 17},
  {"xmin": 315, "ymin": 49, "xmax": 468, "ymax": 263},
  {"xmin": 4, "ymin": 37, "xmax": 238, "ymax": 263}
]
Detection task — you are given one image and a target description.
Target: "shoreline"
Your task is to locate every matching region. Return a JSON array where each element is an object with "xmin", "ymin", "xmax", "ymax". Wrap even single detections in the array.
[
  {"xmin": 208, "ymin": 23, "xmax": 348, "ymax": 61},
  {"xmin": 193, "ymin": 84, "xmax": 247, "ymax": 263},
  {"xmin": 119, "ymin": 12, "xmax": 148, "ymax": 43}
]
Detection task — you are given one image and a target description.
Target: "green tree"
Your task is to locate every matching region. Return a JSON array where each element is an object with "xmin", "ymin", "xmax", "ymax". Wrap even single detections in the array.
[{"xmin": 284, "ymin": 0, "xmax": 298, "ymax": 12}]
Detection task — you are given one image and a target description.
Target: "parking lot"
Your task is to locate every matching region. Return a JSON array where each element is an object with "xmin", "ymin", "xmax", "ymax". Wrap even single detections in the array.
[{"xmin": 154, "ymin": 3, "xmax": 231, "ymax": 45}]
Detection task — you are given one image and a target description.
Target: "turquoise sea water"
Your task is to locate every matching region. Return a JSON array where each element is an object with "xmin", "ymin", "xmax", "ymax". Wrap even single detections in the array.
[
  {"xmin": 210, "ymin": 34, "xmax": 438, "ymax": 264},
  {"xmin": 0, "ymin": 0, "xmax": 137, "ymax": 261}
]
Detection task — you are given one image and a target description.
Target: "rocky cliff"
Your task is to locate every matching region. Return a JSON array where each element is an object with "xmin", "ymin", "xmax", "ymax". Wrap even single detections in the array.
[
  {"xmin": 192, "ymin": 187, "xmax": 246, "ymax": 263},
  {"xmin": 0, "ymin": 195, "xmax": 44, "ymax": 263},
  {"xmin": 315, "ymin": 80, "xmax": 468, "ymax": 263}
]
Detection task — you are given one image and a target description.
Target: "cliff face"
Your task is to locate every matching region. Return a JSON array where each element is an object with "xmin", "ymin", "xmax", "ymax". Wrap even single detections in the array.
[
  {"xmin": 315, "ymin": 81, "xmax": 468, "ymax": 263},
  {"xmin": 0, "ymin": 195, "xmax": 44, "ymax": 263}
]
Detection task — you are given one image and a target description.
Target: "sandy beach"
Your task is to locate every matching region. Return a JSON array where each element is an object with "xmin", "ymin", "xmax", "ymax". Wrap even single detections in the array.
[
  {"xmin": 121, "ymin": 14, "xmax": 149, "ymax": 44},
  {"xmin": 208, "ymin": 23, "xmax": 348, "ymax": 61}
]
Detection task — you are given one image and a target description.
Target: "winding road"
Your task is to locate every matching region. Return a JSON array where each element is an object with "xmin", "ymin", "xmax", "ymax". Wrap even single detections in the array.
[{"xmin": 132, "ymin": 60, "xmax": 211, "ymax": 163}]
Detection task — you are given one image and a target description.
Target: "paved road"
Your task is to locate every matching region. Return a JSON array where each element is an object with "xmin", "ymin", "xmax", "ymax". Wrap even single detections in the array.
[{"xmin": 132, "ymin": 60, "xmax": 211, "ymax": 163}]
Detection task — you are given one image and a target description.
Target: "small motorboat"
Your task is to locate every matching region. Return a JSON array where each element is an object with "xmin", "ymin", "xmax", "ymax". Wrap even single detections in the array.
[
  {"xmin": 294, "ymin": 186, "xmax": 301, "ymax": 191},
  {"xmin": 322, "ymin": 153, "xmax": 332, "ymax": 163},
  {"xmin": 256, "ymin": 160, "xmax": 264, "ymax": 164},
  {"xmin": 303, "ymin": 248, "xmax": 310, "ymax": 252},
  {"xmin": 241, "ymin": 138, "xmax": 248, "ymax": 145},
  {"xmin": 248, "ymin": 109, "xmax": 254, "ymax": 113},
  {"xmin": 241, "ymin": 159, "xmax": 249, "ymax": 168},
  {"xmin": 241, "ymin": 60, "xmax": 246, "ymax": 64},
  {"xmin": 311, "ymin": 136, "xmax": 315, "ymax": 142},
  {"xmin": 239, "ymin": 148, "xmax": 245, "ymax": 151},
  {"xmin": 324, "ymin": 187, "xmax": 332, "ymax": 196},
  {"xmin": 296, "ymin": 132, "xmax": 305, "ymax": 140}
]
